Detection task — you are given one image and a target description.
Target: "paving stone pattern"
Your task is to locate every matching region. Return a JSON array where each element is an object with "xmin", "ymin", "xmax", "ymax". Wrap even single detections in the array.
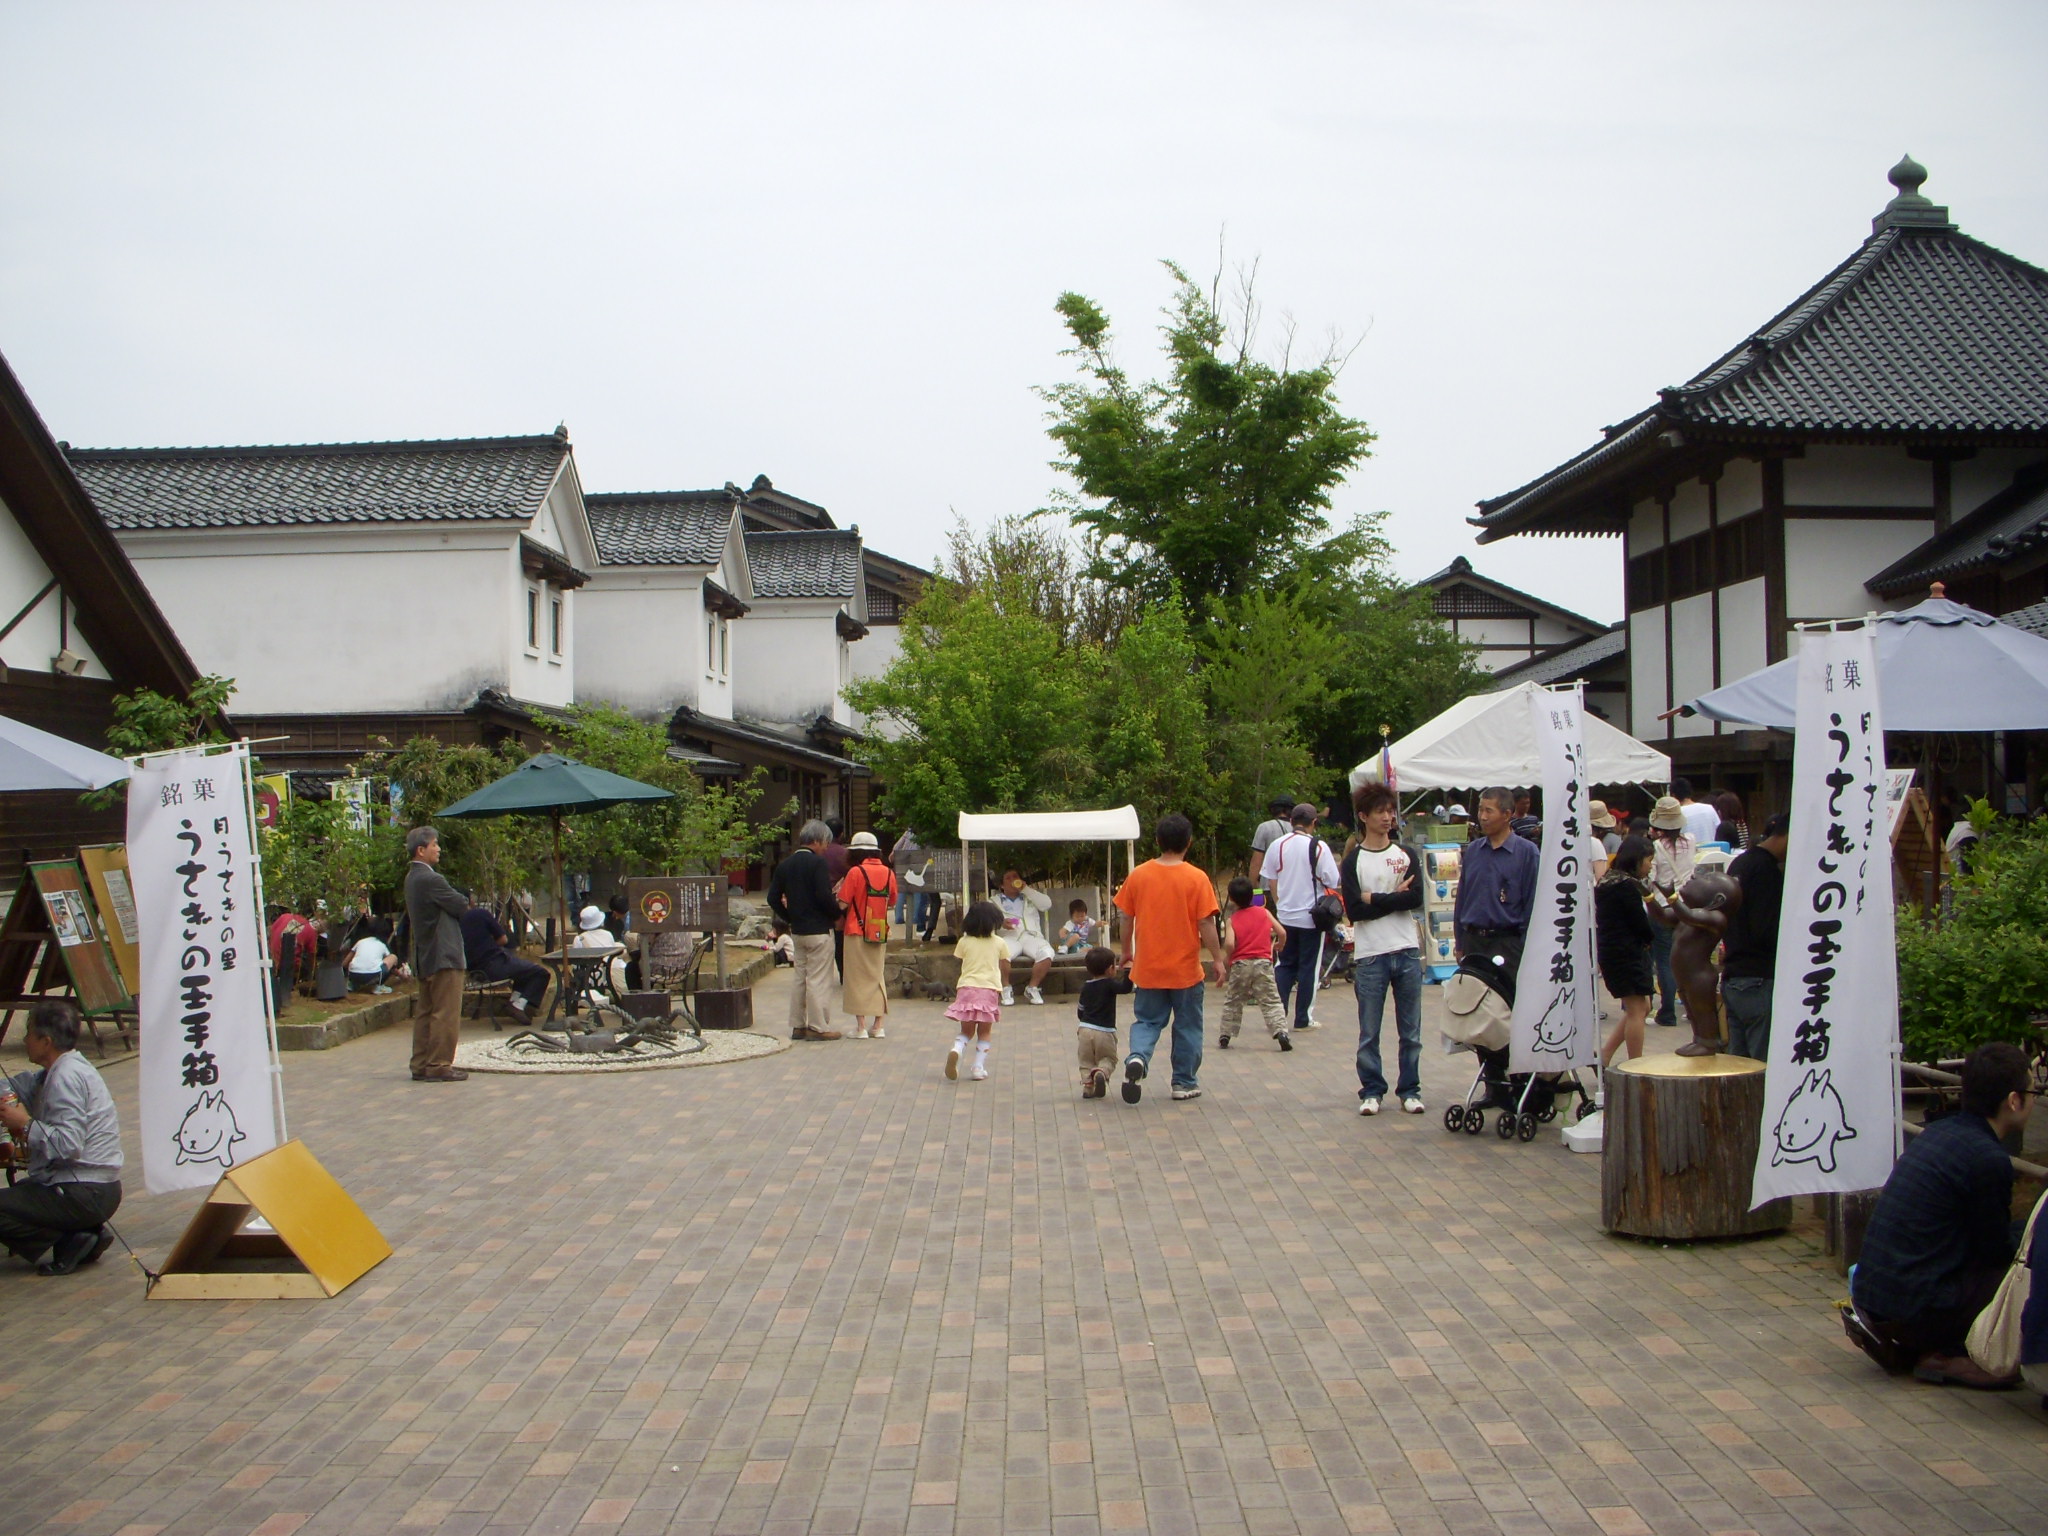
[{"xmin": 5, "ymin": 975, "xmax": 2047, "ymax": 1535}]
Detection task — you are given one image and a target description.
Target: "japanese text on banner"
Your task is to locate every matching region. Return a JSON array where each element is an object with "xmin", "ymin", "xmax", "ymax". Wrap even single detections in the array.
[
  {"xmin": 1751, "ymin": 629, "xmax": 1897, "ymax": 1207},
  {"xmin": 1510, "ymin": 687, "xmax": 1600, "ymax": 1072},
  {"xmin": 128, "ymin": 746, "xmax": 280, "ymax": 1195}
]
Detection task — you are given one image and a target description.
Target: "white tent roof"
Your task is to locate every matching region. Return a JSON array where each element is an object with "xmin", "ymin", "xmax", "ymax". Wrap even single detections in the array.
[
  {"xmin": 957, "ymin": 805, "xmax": 1142, "ymax": 842},
  {"xmin": 1352, "ymin": 683, "xmax": 1670, "ymax": 792}
]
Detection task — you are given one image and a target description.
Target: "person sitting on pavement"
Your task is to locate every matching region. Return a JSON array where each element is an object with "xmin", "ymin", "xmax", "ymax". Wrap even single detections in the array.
[
  {"xmin": 996, "ymin": 868, "xmax": 1055, "ymax": 1006},
  {"xmin": 460, "ymin": 900, "xmax": 550, "ymax": 1020},
  {"xmin": 1853, "ymin": 1042, "xmax": 2034, "ymax": 1390},
  {"xmin": 0, "ymin": 1000, "xmax": 124, "ymax": 1276},
  {"xmin": 345, "ymin": 915, "xmax": 407, "ymax": 994}
]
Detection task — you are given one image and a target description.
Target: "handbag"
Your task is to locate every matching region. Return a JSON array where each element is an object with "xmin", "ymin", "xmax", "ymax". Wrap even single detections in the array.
[{"xmin": 1965, "ymin": 1191, "xmax": 2047, "ymax": 1378}]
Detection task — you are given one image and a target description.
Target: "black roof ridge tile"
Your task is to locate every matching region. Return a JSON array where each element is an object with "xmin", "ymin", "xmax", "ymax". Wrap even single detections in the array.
[{"xmin": 67, "ymin": 432, "xmax": 569, "ymax": 461}]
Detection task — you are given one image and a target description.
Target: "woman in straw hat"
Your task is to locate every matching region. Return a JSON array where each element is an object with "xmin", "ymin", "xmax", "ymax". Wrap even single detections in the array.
[
  {"xmin": 1645, "ymin": 796, "xmax": 1695, "ymax": 1030},
  {"xmin": 838, "ymin": 832, "xmax": 899, "ymax": 1038}
]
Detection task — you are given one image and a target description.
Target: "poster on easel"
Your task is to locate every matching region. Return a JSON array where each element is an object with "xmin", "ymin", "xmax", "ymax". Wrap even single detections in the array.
[
  {"xmin": 79, "ymin": 843, "xmax": 143, "ymax": 996},
  {"xmin": 28, "ymin": 859, "xmax": 132, "ymax": 1016}
]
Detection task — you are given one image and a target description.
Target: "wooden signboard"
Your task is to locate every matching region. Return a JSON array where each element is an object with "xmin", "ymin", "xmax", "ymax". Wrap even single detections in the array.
[
  {"xmin": 79, "ymin": 844, "xmax": 142, "ymax": 996},
  {"xmin": 152, "ymin": 1138, "xmax": 392, "ymax": 1300},
  {"xmin": 30, "ymin": 860, "xmax": 131, "ymax": 1017},
  {"xmin": 627, "ymin": 876, "xmax": 726, "ymax": 934}
]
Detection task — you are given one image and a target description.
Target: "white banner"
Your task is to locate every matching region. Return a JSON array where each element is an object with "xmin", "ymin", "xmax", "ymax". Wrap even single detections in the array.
[
  {"xmin": 1751, "ymin": 629, "xmax": 1897, "ymax": 1207},
  {"xmin": 129, "ymin": 745, "xmax": 281, "ymax": 1194},
  {"xmin": 1510, "ymin": 686, "xmax": 1600, "ymax": 1072}
]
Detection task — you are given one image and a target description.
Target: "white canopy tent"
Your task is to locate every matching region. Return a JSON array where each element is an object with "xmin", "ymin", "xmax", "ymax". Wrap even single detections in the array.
[
  {"xmin": 1350, "ymin": 682, "xmax": 1671, "ymax": 795},
  {"xmin": 954, "ymin": 805, "xmax": 1143, "ymax": 927}
]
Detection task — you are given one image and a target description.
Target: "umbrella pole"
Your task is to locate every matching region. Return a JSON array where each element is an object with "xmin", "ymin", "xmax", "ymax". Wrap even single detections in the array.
[{"xmin": 553, "ymin": 812, "xmax": 565, "ymax": 939}]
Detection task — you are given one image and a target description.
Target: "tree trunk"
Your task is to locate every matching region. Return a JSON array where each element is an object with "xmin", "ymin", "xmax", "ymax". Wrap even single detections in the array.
[{"xmin": 1602, "ymin": 1055, "xmax": 1793, "ymax": 1239}]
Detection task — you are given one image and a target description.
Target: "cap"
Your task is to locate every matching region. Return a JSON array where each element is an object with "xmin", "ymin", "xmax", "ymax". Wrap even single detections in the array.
[
  {"xmin": 1290, "ymin": 802, "xmax": 1318, "ymax": 825},
  {"xmin": 1446, "ymin": 803, "xmax": 1469, "ymax": 818}
]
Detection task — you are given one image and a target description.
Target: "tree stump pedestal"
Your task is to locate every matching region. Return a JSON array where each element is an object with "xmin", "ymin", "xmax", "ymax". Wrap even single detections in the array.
[{"xmin": 1602, "ymin": 1054, "xmax": 1791, "ymax": 1239}]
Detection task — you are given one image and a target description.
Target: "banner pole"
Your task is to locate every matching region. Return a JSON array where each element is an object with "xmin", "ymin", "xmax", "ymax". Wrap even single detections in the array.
[{"xmin": 236, "ymin": 742, "xmax": 288, "ymax": 1142}]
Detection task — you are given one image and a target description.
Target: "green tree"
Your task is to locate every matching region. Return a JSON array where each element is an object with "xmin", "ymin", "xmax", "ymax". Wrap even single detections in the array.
[
  {"xmin": 1042, "ymin": 261, "xmax": 1375, "ymax": 607},
  {"xmin": 260, "ymin": 794, "xmax": 385, "ymax": 919},
  {"xmin": 845, "ymin": 582, "xmax": 1091, "ymax": 839},
  {"xmin": 939, "ymin": 512, "xmax": 1139, "ymax": 650},
  {"xmin": 1897, "ymin": 813, "xmax": 2048, "ymax": 1062},
  {"xmin": 355, "ymin": 734, "xmax": 544, "ymax": 903},
  {"xmin": 1087, "ymin": 595, "xmax": 1217, "ymax": 834},
  {"xmin": 85, "ymin": 674, "xmax": 237, "ymax": 808}
]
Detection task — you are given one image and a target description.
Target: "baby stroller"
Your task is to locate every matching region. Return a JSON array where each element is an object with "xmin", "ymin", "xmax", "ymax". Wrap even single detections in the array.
[
  {"xmin": 1315, "ymin": 921, "xmax": 1354, "ymax": 989},
  {"xmin": 1439, "ymin": 946, "xmax": 1596, "ymax": 1143}
]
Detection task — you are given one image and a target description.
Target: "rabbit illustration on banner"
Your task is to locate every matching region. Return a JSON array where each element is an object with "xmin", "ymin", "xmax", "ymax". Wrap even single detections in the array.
[
  {"xmin": 173, "ymin": 1091, "xmax": 246, "ymax": 1169},
  {"xmin": 1769, "ymin": 1068, "xmax": 1858, "ymax": 1173}
]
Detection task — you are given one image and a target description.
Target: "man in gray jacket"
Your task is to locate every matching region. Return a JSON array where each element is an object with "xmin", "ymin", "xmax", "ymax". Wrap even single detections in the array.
[
  {"xmin": 405, "ymin": 826, "xmax": 471, "ymax": 1082},
  {"xmin": 0, "ymin": 1001, "xmax": 124, "ymax": 1275}
]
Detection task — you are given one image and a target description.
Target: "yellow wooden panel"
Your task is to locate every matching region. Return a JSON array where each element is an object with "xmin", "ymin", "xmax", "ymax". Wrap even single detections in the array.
[
  {"xmin": 152, "ymin": 1271, "xmax": 330, "ymax": 1300},
  {"xmin": 218, "ymin": 1139, "xmax": 391, "ymax": 1297}
]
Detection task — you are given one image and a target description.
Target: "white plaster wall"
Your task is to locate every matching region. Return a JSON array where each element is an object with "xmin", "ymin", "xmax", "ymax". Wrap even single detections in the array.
[
  {"xmin": 1784, "ymin": 444, "xmax": 1930, "ymax": 507},
  {"xmin": 847, "ymin": 624, "xmax": 903, "ymax": 737},
  {"xmin": 575, "ymin": 571, "xmax": 705, "ymax": 717},
  {"xmin": 1669, "ymin": 592, "xmax": 1715, "ymax": 739},
  {"xmin": 1719, "ymin": 576, "xmax": 1769, "ymax": 688},
  {"xmin": 1718, "ymin": 458, "xmax": 1764, "ymax": 520},
  {"xmin": 509, "ymin": 549, "xmax": 574, "ymax": 711},
  {"xmin": 1530, "ymin": 617, "xmax": 1589, "ymax": 648},
  {"xmin": 1629, "ymin": 609, "xmax": 1666, "ymax": 740},
  {"xmin": 1629, "ymin": 497, "xmax": 1663, "ymax": 552},
  {"xmin": 1785, "ymin": 518, "xmax": 1935, "ymax": 619},
  {"xmin": 0, "ymin": 495, "xmax": 109, "ymax": 679},
  {"xmin": 1952, "ymin": 449, "xmax": 2042, "ymax": 520},
  {"xmin": 1668, "ymin": 479, "xmax": 1711, "ymax": 543},
  {"xmin": 118, "ymin": 532, "xmax": 513, "ymax": 715},
  {"xmin": 734, "ymin": 603, "xmax": 847, "ymax": 724}
]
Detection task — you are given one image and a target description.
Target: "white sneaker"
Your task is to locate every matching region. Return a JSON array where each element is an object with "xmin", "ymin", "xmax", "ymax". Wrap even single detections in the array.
[
  {"xmin": 872, "ymin": 1025, "xmax": 886, "ymax": 1039},
  {"xmin": 1400, "ymin": 1095, "xmax": 1425, "ymax": 1115},
  {"xmin": 970, "ymin": 1060, "xmax": 989, "ymax": 1080},
  {"xmin": 853, "ymin": 1028, "xmax": 870, "ymax": 1039},
  {"xmin": 1001, "ymin": 987, "xmax": 1015, "ymax": 1007},
  {"xmin": 1299, "ymin": 1015, "xmax": 1324, "ymax": 1030},
  {"xmin": 1358, "ymin": 1097, "xmax": 1382, "ymax": 1116},
  {"xmin": 1025, "ymin": 986, "xmax": 1045, "ymax": 1006},
  {"xmin": 945, "ymin": 1046, "xmax": 961, "ymax": 1080}
]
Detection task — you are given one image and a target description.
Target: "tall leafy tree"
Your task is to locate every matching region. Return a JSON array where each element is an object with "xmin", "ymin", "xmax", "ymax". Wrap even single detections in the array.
[
  {"xmin": 1088, "ymin": 595, "xmax": 1217, "ymax": 834},
  {"xmin": 1041, "ymin": 261, "xmax": 1376, "ymax": 607},
  {"xmin": 1200, "ymin": 587, "xmax": 1346, "ymax": 850}
]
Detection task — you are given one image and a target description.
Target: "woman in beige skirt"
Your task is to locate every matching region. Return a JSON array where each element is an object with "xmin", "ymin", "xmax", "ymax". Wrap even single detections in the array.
[{"xmin": 837, "ymin": 832, "xmax": 899, "ymax": 1038}]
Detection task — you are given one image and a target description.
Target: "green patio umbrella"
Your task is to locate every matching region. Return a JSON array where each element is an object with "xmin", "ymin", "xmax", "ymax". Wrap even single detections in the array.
[{"xmin": 434, "ymin": 753, "xmax": 675, "ymax": 932}]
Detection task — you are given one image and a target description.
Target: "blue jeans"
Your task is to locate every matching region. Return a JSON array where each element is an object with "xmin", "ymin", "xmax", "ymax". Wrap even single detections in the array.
[
  {"xmin": 1273, "ymin": 924, "xmax": 1323, "ymax": 1029},
  {"xmin": 1650, "ymin": 923, "xmax": 1677, "ymax": 1027},
  {"xmin": 1353, "ymin": 947, "xmax": 1424, "ymax": 1099},
  {"xmin": 1128, "ymin": 984, "xmax": 1206, "ymax": 1090}
]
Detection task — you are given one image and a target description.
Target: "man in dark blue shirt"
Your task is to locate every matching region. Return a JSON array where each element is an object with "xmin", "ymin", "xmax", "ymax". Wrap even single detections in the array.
[
  {"xmin": 460, "ymin": 901, "xmax": 550, "ymax": 1020},
  {"xmin": 1854, "ymin": 1042, "xmax": 2033, "ymax": 1388},
  {"xmin": 1454, "ymin": 786, "xmax": 1540, "ymax": 963}
]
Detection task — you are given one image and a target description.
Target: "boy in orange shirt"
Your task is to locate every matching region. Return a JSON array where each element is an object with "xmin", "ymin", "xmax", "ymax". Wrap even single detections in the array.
[{"xmin": 1113, "ymin": 812, "xmax": 1227, "ymax": 1103}]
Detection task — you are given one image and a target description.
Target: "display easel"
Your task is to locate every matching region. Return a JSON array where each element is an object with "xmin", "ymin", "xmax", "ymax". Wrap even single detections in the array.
[{"xmin": 0, "ymin": 864, "xmax": 135, "ymax": 1054}]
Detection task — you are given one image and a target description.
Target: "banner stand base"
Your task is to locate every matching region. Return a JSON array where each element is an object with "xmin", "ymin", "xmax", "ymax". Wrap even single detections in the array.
[{"xmin": 151, "ymin": 1139, "xmax": 391, "ymax": 1300}]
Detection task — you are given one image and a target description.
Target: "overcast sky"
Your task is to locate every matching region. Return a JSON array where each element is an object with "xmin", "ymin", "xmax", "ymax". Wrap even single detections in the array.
[{"xmin": 4, "ymin": 2, "xmax": 2044, "ymax": 623}]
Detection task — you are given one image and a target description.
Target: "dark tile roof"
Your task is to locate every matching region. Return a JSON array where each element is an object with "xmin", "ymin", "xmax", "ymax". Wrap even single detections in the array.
[
  {"xmin": 585, "ymin": 491, "xmax": 736, "ymax": 566},
  {"xmin": 743, "ymin": 529, "xmax": 862, "ymax": 601},
  {"xmin": 1866, "ymin": 466, "xmax": 2048, "ymax": 595},
  {"xmin": 68, "ymin": 433, "xmax": 570, "ymax": 531},
  {"xmin": 1418, "ymin": 555, "xmax": 1604, "ymax": 632},
  {"xmin": 1473, "ymin": 162, "xmax": 2048, "ymax": 542},
  {"xmin": 1489, "ymin": 623, "xmax": 1628, "ymax": 688}
]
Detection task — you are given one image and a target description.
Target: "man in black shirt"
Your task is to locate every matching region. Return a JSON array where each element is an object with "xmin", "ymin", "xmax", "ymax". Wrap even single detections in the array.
[
  {"xmin": 1854, "ymin": 1043, "xmax": 2033, "ymax": 1388},
  {"xmin": 460, "ymin": 901, "xmax": 550, "ymax": 1020},
  {"xmin": 1720, "ymin": 813, "xmax": 1789, "ymax": 1061},
  {"xmin": 768, "ymin": 819, "xmax": 844, "ymax": 1041}
]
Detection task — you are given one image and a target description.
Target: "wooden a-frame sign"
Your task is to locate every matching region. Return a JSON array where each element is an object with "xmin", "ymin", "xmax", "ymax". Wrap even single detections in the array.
[{"xmin": 152, "ymin": 1139, "xmax": 392, "ymax": 1300}]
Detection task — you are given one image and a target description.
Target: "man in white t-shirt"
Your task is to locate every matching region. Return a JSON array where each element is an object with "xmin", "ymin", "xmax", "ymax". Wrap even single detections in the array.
[
  {"xmin": 1339, "ymin": 783, "xmax": 1427, "ymax": 1114},
  {"xmin": 1247, "ymin": 797, "xmax": 1293, "ymax": 884},
  {"xmin": 1259, "ymin": 803, "xmax": 1342, "ymax": 1033},
  {"xmin": 1675, "ymin": 778, "xmax": 1721, "ymax": 845},
  {"xmin": 996, "ymin": 869, "xmax": 1054, "ymax": 1006}
]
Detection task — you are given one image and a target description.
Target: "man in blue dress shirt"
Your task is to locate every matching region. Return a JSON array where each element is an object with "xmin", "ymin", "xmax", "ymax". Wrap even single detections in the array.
[{"xmin": 1453, "ymin": 786, "xmax": 1539, "ymax": 967}]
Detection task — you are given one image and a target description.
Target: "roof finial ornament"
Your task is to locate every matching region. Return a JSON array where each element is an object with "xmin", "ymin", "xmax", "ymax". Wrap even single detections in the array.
[{"xmin": 1873, "ymin": 154, "xmax": 1953, "ymax": 234}]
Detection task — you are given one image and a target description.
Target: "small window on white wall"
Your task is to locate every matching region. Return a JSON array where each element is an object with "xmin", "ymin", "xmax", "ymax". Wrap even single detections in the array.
[
  {"xmin": 718, "ymin": 616, "xmax": 729, "ymax": 677},
  {"xmin": 526, "ymin": 587, "xmax": 540, "ymax": 651},
  {"xmin": 550, "ymin": 597, "xmax": 563, "ymax": 656},
  {"xmin": 706, "ymin": 615, "xmax": 717, "ymax": 679}
]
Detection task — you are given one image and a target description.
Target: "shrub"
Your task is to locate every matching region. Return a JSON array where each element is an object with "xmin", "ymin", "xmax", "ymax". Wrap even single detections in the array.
[{"xmin": 1898, "ymin": 813, "xmax": 2048, "ymax": 1062}]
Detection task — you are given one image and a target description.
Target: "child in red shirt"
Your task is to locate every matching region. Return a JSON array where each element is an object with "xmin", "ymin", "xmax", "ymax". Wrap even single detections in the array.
[{"xmin": 1219, "ymin": 875, "xmax": 1292, "ymax": 1051}]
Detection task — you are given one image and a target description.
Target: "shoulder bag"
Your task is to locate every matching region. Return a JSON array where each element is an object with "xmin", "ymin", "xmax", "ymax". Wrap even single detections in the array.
[{"xmin": 1966, "ymin": 1191, "xmax": 2047, "ymax": 1379}]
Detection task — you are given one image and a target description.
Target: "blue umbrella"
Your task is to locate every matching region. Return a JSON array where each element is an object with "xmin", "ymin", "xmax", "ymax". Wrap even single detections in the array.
[{"xmin": 1683, "ymin": 592, "xmax": 2048, "ymax": 733}]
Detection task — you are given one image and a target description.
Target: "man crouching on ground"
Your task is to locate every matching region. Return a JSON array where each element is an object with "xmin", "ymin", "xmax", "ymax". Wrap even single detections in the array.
[{"xmin": 0, "ymin": 1000, "xmax": 124, "ymax": 1275}]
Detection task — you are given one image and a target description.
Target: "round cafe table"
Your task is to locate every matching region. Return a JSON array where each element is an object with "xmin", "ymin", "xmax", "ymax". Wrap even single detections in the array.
[{"xmin": 539, "ymin": 942, "xmax": 624, "ymax": 1024}]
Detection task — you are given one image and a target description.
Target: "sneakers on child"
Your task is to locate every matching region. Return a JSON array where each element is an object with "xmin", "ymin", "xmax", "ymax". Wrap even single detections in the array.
[
  {"xmin": 1400, "ymin": 1094, "xmax": 1425, "ymax": 1115},
  {"xmin": 1122, "ymin": 1054, "xmax": 1146, "ymax": 1104},
  {"xmin": 970, "ymin": 1061, "xmax": 989, "ymax": 1081},
  {"xmin": 945, "ymin": 1044, "xmax": 962, "ymax": 1080},
  {"xmin": 1001, "ymin": 986, "xmax": 1015, "ymax": 1007},
  {"xmin": 1218, "ymin": 1032, "xmax": 1232, "ymax": 1048},
  {"xmin": 1358, "ymin": 1096, "xmax": 1382, "ymax": 1116},
  {"xmin": 1275, "ymin": 1031, "xmax": 1293, "ymax": 1051},
  {"xmin": 1084, "ymin": 1070, "xmax": 1106, "ymax": 1099},
  {"xmin": 1024, "ymin": 986, "xmax": 1045, "ymax": 1006}
]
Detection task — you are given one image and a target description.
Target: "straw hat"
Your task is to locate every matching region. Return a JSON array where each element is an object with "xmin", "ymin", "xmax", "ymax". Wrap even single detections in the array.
[
  {"xmin": 849, "ymin": 830, "xmax": 880, "ymax": 851},
  {"xmin": 1648, "ymin": 795, "xmax": 1686, "ymax": 831},
  {"xmin": 1589, "ymin": 800, "xmax": 1617, "ymax": 830}
]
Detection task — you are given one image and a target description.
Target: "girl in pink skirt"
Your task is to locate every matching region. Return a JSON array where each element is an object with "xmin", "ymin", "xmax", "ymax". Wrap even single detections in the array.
[{"xmin": 946, "ymin": 900, "xmax": 1009, "ymax": 1081}]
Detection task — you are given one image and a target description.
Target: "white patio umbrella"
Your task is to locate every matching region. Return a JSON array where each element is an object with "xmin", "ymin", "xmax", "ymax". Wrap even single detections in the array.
[
  {"xmin": 1683, "ymin": 590, "xmax": 2048, "ymax": 732},
  {"xmin": 0, "ymin": 712, "xmax": 133, "ymax": 791}
]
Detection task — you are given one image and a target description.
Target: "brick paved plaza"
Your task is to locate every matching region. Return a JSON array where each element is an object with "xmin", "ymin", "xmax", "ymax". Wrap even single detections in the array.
[{"xmin": 6, "ymin": 973, "xmax": 2047, "ymax": 1535}]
